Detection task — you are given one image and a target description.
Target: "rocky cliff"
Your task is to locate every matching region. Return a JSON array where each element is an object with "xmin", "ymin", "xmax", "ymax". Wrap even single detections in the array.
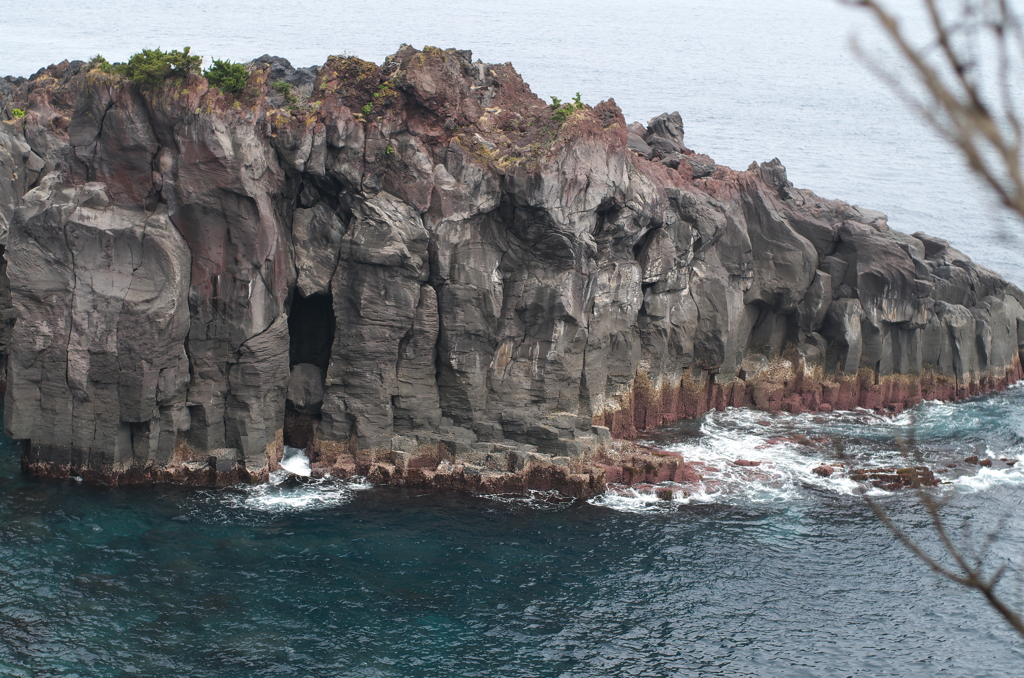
[{"xmin": 1, "ymin": 46, "xmax": 1022, "ymax": 495}]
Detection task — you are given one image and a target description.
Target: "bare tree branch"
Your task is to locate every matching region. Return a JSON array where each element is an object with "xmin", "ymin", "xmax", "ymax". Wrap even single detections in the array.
[
  {"xmin": 846, "ymin": 0, "xmax": 1024, "ymax": 220},
  {"xmin": 862, "ymin": 476, "xmax": 1024, "ymax": 638},
  {"xmin": 845, "ymin": 0, "xmax": 1024, "ymax": 639}
]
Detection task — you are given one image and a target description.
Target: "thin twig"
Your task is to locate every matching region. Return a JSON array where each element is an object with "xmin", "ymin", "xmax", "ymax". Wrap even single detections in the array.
[
  {"xmin": 845, "ymin": 0, "xmax": 1024, "ymax": 217},
  {"xmin": 863, "ymin": 484, "xmax": 1024, "ymax": 637},
  {"xmin": 844, "ymin": 0, "xmax": 1024, "ymax": 637}
]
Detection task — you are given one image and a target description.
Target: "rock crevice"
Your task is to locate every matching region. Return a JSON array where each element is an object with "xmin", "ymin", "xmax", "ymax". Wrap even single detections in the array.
[{"xmin": 1, "ymin": 48, "xmax": 1022, "ymax": 493}]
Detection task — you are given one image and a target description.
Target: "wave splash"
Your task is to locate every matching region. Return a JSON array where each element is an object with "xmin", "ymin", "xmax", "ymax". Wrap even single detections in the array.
[
  {"xmin": 590, "ymin": 389, "xmax": 1024, "ymax": 513},
  {"xmin": 227, "ymin": 471, "xmax": 372, "ymax": 513},
  {"xmin": 279, "ymin": 445, "xmax": 312, "ymax": 477},
  {"xmin": 176, "ymin": 469, "xmax": 372, "ymax": 523},
  {"xmin": 481, "ymin": 489, "xmax": 576, "ymax": 511}
]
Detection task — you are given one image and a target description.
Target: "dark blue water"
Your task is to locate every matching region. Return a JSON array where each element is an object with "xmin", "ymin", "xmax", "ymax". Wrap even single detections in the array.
[
  {"xmin": 3, "ymin": 2, "xmax": 1024, "ymax": 674},
  {"xmin": 3, "ymin": 391, "xmax": 1024, "ymax": 677}
]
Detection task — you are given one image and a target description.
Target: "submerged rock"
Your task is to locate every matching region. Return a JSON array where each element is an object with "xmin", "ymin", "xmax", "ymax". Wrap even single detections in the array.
[
  {"xmin": 849, "ymin": 466, "xmax": 938, "ymax": 491},
  {"xmin": 1, "ymin": 47, "xmax": 1022, "ymax": 493},
  {"xmin": 813, "ymin": 465, "xmax": 834, "ymax": 478}
]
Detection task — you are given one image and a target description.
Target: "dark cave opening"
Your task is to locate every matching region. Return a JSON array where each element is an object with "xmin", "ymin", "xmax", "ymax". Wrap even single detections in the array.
[
  {"xmin": 285, "ymin": 291, "xmax": 334, "ymax": 451},
  {"xmin": 288, "ymin": 292, "xmax": 335, "ymax": 370}
]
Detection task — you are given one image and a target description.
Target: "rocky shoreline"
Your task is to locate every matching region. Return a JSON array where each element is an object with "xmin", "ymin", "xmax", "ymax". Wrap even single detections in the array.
[{"xmin": 2, "ymin": 46, "xmax": 1022, "ymax": 495}]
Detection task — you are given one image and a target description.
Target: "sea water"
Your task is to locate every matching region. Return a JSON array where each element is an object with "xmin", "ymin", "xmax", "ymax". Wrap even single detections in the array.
[
  {"xmin": 2, "ymin": 0, "xmax": 1024, "ymax": 675},
  {"xmin": 2, "ymin": 392, "xmax": 1024, "ymax": 677}
]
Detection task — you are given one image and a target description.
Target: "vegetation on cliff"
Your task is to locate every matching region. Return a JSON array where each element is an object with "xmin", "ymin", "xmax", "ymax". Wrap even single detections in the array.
[
  {"xmin": 204, "ymin": 59, "xmax": 249, "ymax": 95},
  {"xmin": 0, "ymin": 45, "xmax": 1021, "ymax": 504},
  {"xmin": 111, "ymin": 47, "xmax": 202, "ymax": 86}
]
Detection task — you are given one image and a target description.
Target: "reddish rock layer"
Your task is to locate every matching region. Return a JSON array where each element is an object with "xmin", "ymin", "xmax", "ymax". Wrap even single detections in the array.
[
  {"xmin": 603, "ymin": 354, "xmax": 1024, "ymax": 439},
  {"xmin": 1, "ymin": 48, "xmax": 1022, "ymax": 493}
]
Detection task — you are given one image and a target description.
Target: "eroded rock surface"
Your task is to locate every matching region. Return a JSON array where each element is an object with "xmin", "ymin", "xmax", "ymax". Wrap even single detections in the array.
[{"xmin": 1, "ymin": 48, "xmax": 1022, "ymax": 493}]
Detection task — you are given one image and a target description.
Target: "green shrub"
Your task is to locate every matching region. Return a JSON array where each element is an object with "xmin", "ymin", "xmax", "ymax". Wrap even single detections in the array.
[
  {"xmin": 551, "ymin": 92, "xmax": 586, "ymax": 122},
  {"xmin": 88, "ymin": 54, "xmax": 115, "ymax": 73},
  {"xmin": 271, "ymin": 80, "xmax": 297, "ymax": 104},
  {"xmin": 116, "ymin": 47, "xmax": 202, "ymax": 86},
  {"xmin": 10, "ymin": 109, "xmax": 25, "ymax": 119},
  {"xmin": 361, "ymin": 103, "xmax": 373, "ymax": 116},
  {"xmin": 204, "ymin": 59, "xmax": 248, "ymax": 95}
]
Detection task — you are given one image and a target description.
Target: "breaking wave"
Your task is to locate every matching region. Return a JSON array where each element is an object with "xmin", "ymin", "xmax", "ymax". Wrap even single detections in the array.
[
  {"xmin": 590, "ymin": 386, "xmax": 1024, "ymax": 513},
  {"xmin": 174, "ymin": 468, "xmax": 372, "ymax": 524}
]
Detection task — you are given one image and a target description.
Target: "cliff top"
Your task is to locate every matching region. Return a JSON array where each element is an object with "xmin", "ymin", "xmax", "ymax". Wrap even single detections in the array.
[{"xmin": 1, "ymin": 46, "xmax": 781, "ymax": 187}]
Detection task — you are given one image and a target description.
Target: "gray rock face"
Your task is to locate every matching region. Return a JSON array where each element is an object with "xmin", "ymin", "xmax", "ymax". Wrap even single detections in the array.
[
  {"xmin": 1, "ymin": 50, "xmax": 1022, "ymax": 484},
  {"xmin": 646, "ymin": 111, "xmax": 686, "ymax": 153},
  {"xmin": 291, "ymin": 202, "xmax": 344, "ymax": 296},
  {"xmin": 683, "ymin": 154, "xmax": 716, "ymax": 179},
  {"xmin": 6, "ymin": 179, "xmax": 191, "ymax": 469},
  {"xmin": 254, "ymin": 55, "xmax": 319, "ymax": 102},
  {"xmin": 627, "ymin": 132, "xmax": 653, "ymax": 160},
  {"xmin": 287, "ymin": 363, "xmax": 325, "ymax": 411},
  {"xmin": 1, "ymin": 123, "xmax": 44, "ymax": 243}
]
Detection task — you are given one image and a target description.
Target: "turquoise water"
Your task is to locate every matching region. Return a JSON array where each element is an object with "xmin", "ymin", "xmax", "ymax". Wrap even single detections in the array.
[
  {"xmin": 3, "ymin": 1, "xmax": 1024, "ymax": 674},
  {"xmin": 3, "ymin": 392, "xmax": 1024, "ymax": 677}
]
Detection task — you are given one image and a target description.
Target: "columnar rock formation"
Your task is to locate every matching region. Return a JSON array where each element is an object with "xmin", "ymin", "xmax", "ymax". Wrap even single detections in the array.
[{"xmin": 1, "ymin": 47, "xmax": 1022, "ymax": 493}]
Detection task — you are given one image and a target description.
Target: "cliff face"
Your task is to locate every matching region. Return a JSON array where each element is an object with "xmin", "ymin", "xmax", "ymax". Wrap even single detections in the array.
[{"xmin": 1, "ymin": 47, "xmax": 1022, "ymax": 493}]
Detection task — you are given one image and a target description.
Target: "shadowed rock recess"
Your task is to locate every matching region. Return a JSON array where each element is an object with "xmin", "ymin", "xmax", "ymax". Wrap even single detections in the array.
[{"xmin": 1, "ymin": 46, "xmax": 1022, "ymax": 496}]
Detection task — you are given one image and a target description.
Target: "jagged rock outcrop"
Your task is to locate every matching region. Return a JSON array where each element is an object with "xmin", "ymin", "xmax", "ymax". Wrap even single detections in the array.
[{"xmin": 1, "ymin": 47, "xmax": 1022, "ymax": 494}]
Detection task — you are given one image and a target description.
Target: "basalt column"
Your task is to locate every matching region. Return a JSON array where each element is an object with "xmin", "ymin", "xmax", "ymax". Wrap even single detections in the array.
[{"xmin": 2, "ymin": 49, "xmax": 1023, "ymax": 490}]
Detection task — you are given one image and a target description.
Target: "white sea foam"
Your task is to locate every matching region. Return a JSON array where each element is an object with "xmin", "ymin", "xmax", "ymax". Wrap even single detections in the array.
[
  {"xmin": 664, "ymin": 408, "xmax": 877, "ymax": 500},
  {"xmin": 482, "ymin": 489, "xmax": 575, "ymax": 511},
  {"xmin": 590, "ymin": 394, "xmax": 1024, "ymax": 512},
  {"xmin": 588, "ymin": 486, "xmax": 683, "ymax": 514},
  {"xmin": 223, "ymin": 471, "xmax": 372, "ymax": 513},
  {"xmin": 952, "ymin": 465, "xmax": 1024, "ymax": 493},
  {"xmin": 279, "ymin": 445, "xmax": 312, "ymax": 477},
  {"xmin": 177, "ymin": 471, "xmax": 373, "ymax": 523}
]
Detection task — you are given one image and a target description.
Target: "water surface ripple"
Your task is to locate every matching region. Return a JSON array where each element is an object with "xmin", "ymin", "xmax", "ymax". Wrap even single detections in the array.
[
  {"xmin": 2, "ymin": 1, "xmax": 1024, "ymax": 674},
  {"xmin": 2, "ymin": 392, "xmax": 1024, "ymax": 676}
]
